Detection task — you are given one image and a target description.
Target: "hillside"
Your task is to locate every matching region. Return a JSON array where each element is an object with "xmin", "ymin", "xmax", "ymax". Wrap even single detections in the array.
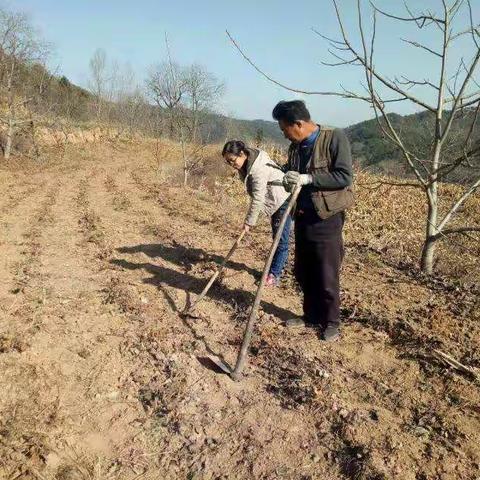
[
  {"xmin": 224, "ymin": 116, "xmax": 286, "ymax": 144},
  {"xmin": 0, "ymin": 139, "xmax": 479, "ymax": 479},
  {"xmin": 10, "ymin": 67, "xmax": 286, "ymax": 146},
  {"xmin": 346, "ymin": 110, "xmax": 480, "ymax": 180},
  {"xmin": 189, "ymin": 111, "xmax": 285, "ymax": 145},
  {"xmin": 346, "ymin": 113, "xmax": 405, "ymax": 170},
  {"xmin": 31, "ymin": 70, "xmax": 480, "ymax": 171},
  {"xmin": 14, "ymin": 63, "xmax": 480, "ymax": 167}
]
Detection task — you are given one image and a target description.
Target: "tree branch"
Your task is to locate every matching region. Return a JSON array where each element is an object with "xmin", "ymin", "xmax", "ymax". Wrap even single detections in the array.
[
  {"xmin": 432, "ymin": 143, "xmax": 480, "ymax": 180},
  {"xmin": 226, "ymin": 30, "xmax": 359, "ymax": 98},
  {"xmin": 466, "ymin": 0, "xmax": 480, "ymax": 48},
  {"xmin": 400, "ymin": 38, "xmax": 442, "ymax": 57},
  {"xmin": 370, "ymin": 1, "xmax": 445, "ymax": 28},
  {"xmin": 355, "ymin": 0, "xmax": 428, "ymax": 186},
  {"xmin": 441, "ymin": 48, "xmax": 480, "ymax": 144},
  {"xmin": 331, "ymin": 0, "xmax": 436, "ymax": 112},
  {"xmin": 431, "ymin": 226, "xmax": 480, "ymax": 241},
  {"xmin": 437, "ymin": 175, "xmax": 480, "ymax": 232},
  {"xmin": 395, "ymin": 76, "xmax": 439, "ymax": 91},
  {"xmin": 358, "ymin": 178, "xmax": 424, "ymax": 189}
]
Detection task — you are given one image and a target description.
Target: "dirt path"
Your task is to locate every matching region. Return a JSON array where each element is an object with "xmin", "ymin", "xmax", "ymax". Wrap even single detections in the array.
[{"xmin": 0, "ymin": 145, "xmax": 479, "ymax": 480}]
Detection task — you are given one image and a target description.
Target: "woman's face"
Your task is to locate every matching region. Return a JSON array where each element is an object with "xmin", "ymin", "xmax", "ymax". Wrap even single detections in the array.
[{"xmin": 223, "ymin": 151, "xmax": 247, "ymax": 170}]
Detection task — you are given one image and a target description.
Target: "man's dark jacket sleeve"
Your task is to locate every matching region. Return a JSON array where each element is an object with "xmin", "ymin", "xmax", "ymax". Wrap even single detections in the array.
[{"xmin": 311, "ymin": 128, "xmax": 353, "ymax": 190}]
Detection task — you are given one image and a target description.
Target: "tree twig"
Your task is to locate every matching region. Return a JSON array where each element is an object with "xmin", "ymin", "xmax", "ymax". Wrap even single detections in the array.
[
  {"xmin": 433, "ymin": 349, "xmax": 479, "ymax": 381},
  {"xmin": 226, "ymin": 30, "xmax": 371, "ymax": 101}
]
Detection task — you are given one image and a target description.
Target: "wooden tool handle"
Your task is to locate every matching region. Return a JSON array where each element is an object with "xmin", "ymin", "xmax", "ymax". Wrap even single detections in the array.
[
  {"xmin": 187, "ymin": 229, "xmax": 246, "ymax": 313},
  {"xmin": 231, "ymin": 183, "xmax": 301, "ymax": 381}
]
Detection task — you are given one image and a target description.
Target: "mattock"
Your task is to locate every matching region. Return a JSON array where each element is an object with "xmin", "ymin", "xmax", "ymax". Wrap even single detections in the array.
[
  {"xmin": 182, "ymin": 182, "xmax": 301, "ymax": 379},
  {"xmin": 230, "ymin": 182, "xmax": 302, "ymax": 381},
  {"xmin": 182, "ymin": 229, "xmax": 247, "ymax": 318},
  {"xmin": 180, "ymin": 227, "xmax": 247, "ymax": 375}
]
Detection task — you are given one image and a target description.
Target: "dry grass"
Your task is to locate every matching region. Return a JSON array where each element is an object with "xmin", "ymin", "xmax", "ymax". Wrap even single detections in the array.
[
  {"xmin": 104, "ymin": 137, "xmax": 480, "ymax": 283},
  {"xmin": 347, "ymin": 171, "xmax": 480, "ymax": 282},
  {"xmin": 0, "ymin": 363, "xmax": 60, "ymax": 480},
  {"xmin": 6, "ymin": 129, "xmax": 477, "ymax": 283}
]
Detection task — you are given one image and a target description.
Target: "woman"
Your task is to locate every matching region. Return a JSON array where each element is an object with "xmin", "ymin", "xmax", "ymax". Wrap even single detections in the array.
[{"xmin": 222, "ymin": 140, "xmax": 291, "ymax": 286}]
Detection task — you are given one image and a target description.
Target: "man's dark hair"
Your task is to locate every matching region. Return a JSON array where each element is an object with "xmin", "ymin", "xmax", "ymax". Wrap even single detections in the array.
[{"xmin": 272, "ymin": 100, "xmax": 311, "ymax": 124}]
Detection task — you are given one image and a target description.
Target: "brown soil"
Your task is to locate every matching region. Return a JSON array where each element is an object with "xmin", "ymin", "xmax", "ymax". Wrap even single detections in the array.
[{"xmin": 0, "ymin": 142, "xmax": 479, "ymax": 480}]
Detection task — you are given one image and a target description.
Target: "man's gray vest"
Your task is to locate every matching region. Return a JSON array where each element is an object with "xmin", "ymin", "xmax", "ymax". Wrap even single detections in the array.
[{"xmin": 288, "ymin": 127, "xmax": 355, "ymax": 219}]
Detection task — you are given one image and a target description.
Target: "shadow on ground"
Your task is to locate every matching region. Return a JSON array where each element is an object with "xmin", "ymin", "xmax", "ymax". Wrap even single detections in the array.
[
  {"xmin": 112, "ymin": 244, "xmax": 296, "ymax": 373},
  {"xmin": 111, "ymin": 255, "xmax": 294, "ymax": 322},
  {"xmin": 117, "ymin": 241, "xmax": 260, "ymax": 278}
]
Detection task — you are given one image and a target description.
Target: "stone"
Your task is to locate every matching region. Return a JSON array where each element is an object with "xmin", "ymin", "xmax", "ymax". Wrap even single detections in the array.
[{"xmin": 413, "ymin": 426, "xmax": 430, "ymax": 437}]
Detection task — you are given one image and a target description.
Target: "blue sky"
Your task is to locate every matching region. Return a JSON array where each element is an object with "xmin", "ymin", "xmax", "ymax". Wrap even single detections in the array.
[{"xmin": 5, "ymin": 0, "xmax": 480, "ymax": 127}]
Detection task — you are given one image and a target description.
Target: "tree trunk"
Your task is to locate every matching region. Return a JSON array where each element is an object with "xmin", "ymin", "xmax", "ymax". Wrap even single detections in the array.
[
  {"xmin": 180, "ymin": 134, "xmax": 188, "ymax": 187},
  {"xmin": 420, "ymin": 235, "xmax": 437, "ymax": 274},
  {"xmin": 4, "ymin": 119, "xmax": 14, "ymax": 160},
  {"xmin": 420, "ymin": 185, "xmax": 438, "ymax": 274},
  {"xmin": 29, "ymin": 119, "xmax": 41, "ymax": 160}
]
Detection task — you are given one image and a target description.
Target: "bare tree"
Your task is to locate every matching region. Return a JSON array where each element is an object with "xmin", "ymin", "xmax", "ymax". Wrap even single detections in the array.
[
  {"xmin": 146, "ymin": 57, "xmax": 191, "ymax": 184},
  {"xmin": 180, "ymin": 64, "xmax": 224, "ymax": 186},
  {"xmin": 227, "ymin": 0, "xmax": 480, "ymax": 274},
  {"xmin": 0, "ymin": 7, "xmax": 48, "ymax": 160},
  {"xmin": 146, "ymin": 44, "xmax": 224, "ymax": 186},
  {"xmin": 222, "ymin": 111, "xmax": 242, "ymax": 143},
  {"xmin": 116, "ymin": 88, "xmax": 147, "ymax": 138},
  {"xmin": 107, "ymin": 62, "xmax": 148, "ymax": 137},
  {"xmin": 146, "ymin": 59, "xmax": 187, "ymax": 138},
  {"xmin": 183, "ymin": 63, "xmax": 224, "ymax": 143},
  {"xmin": 88, "ymin": 48, "xmax": 109, "ymax": 120}
]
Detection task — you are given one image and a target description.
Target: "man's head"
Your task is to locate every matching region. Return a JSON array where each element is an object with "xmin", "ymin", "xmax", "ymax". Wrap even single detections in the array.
[{"xmin": 272, "ymin": 100, "xmax": 317, "ymax": 143}]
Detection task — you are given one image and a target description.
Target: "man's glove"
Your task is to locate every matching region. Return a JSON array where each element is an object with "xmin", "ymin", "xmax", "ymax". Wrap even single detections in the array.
[{"xmin": 282, "ymin": 171, "xmax": 313, "ymax": 192}]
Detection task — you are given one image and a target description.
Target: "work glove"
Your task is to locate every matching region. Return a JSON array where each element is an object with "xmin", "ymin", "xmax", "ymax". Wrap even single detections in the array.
[{"xmin": 282, "ymin": 171, "xmax": 313, "ymax": 192}]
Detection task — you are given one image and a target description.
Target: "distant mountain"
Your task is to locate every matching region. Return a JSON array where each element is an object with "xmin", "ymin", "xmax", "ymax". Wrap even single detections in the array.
[
  {"xmin": 229, "ymin": 117, "xmax": 286, "ymax": 145},
  {"xmin": 196, "ymin": 113, "xmax": 286, "ymax": 146},
  {"xmin": 7, "ymin": 59, "xmax": 479, "ymax": 180},
  {"xmin": 345, "ymin": 110, "xmax": 480, "ymax": 181},
  {"xmin": 40, "ymin": 72, "xmax": 288, "ymax": 146},
  {"xmin": 346, "ymin": 113, "xmax": 405, "ymax": 170}
]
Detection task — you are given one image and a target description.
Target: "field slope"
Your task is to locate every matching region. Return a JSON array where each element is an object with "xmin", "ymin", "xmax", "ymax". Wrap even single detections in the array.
[{"xmin": 0, "ymin": 142, "xmax": 479, "ymax": 480}]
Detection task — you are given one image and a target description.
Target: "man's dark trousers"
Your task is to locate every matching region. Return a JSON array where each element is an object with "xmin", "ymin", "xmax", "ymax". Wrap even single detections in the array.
[{"xmin": 294, "ymin": 210, "xmax": 344, "ymax": 328}]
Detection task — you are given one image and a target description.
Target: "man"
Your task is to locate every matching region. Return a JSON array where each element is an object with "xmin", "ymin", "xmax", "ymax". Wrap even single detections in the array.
[{"xmin": 272, "ymin": 100, "xmax": 354, "ymax": 341}]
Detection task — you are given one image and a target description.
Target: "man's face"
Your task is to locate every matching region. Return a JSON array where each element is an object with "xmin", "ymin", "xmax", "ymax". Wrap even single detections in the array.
[{"xmin": 278, "ymin": 119, "xmax": 306, "ymax": 143}]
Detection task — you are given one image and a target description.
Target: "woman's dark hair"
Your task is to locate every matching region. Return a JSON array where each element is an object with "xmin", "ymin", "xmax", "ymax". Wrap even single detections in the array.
[
  {"xmin": 272, "ymin": 100, "xmax": 311, "ymax": 124},
  {"xmin": 222, "ymin": 140, "xmax": 248, "ymax": 156}
]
